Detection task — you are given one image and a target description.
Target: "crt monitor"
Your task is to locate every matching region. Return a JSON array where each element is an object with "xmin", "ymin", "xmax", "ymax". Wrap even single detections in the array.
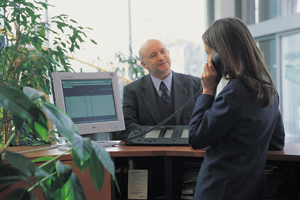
[{"xmin": 51, "ymin": 72, "xmax": 125, "ymax": 137}]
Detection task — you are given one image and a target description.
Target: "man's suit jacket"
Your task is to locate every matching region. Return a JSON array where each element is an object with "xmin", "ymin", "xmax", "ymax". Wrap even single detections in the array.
[
  {"xmin": 117, "ymin": 71, "xmax": 202, "ymax": 140},
  {"xmin": 189, "ymin": 80, "xmax": 285, "ymax": 200}
]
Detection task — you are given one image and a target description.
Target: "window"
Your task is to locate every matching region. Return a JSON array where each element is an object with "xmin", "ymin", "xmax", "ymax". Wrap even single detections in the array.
[
  {"xmin": 247, "ymin": 0, "xmax": 300, "ymax": 25},
  {"xmin": 48, "ymin": 0, "xmax": 206, "ymax": 78},
  {"xmin": 247, "ymin": 0, "xmax": 300, "ymax": 142},
  {"xmin": 280, "ymin": 31, "xmax": 300, "ymax": 142},
  {"xmin": 258, "ymin": 38, "xmax": 278, "ymax": 88}
]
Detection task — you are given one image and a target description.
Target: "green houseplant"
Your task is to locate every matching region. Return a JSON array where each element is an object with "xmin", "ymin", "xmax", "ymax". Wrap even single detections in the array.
[
  {"xmin": 0, "ymin": 0, "xmax": 97, "ymax": 145},
  {"xmin": 0, "ymin": 84, "xmax": 118, "ymax": 199},
  {"xmin": 115, "ymin": 49, "xmax": 146, "ymax": 81}
]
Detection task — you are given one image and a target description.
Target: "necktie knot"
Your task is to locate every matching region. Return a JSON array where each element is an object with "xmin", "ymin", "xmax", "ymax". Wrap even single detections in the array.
[{"xmin": 160, "ymin": 82, "xmax": 169, "ymax": 105}]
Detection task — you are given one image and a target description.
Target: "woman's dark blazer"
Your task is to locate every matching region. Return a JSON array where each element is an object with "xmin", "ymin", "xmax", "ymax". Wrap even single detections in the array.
[{"xmin": 189, "ymin": 80, "xmax": 285, "ymax": 200}]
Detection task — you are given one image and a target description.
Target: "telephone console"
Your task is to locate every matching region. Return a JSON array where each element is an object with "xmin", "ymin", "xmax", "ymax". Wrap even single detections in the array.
[{"xmin": 124, "ymin": 125, "xmax": 189, "ymax": 146}]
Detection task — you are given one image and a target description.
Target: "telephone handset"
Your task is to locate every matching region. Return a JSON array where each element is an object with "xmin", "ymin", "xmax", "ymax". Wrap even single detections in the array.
[
  {"xmin": 124, "ymin": 53, "xmax": 223, "ymax": 145},
  {"xmin": 212, "ymin": 53, "xmax": 223, "ymax": 74}
]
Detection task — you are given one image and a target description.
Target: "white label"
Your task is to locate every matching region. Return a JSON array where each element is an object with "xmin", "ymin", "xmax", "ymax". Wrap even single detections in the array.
[{"xmin": 128, "ymin": 170, "xmax": 148, "ymax": 199}]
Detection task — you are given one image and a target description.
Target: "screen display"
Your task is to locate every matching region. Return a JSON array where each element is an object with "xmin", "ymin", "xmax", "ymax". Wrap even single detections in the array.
[
  {"xmin": 61, "ymin": 79, "xmax": 117, "ymax": 124},
  {"xmin": 164, "ymin": 129, "xmax": 174, "ymax": 138},
  {"xmin": 145, "ymin": 130, "xmax": 161, "ymax": 138},
  {"xmin": 181, "ymin": 128, "xmax": 189, "ymax": 138}
]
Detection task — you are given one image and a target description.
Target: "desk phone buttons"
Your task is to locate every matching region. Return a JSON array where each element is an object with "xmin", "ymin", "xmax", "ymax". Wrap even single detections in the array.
[{"xmin": 172, "ymin": 130, "xmax": 180, "ymax": 140}]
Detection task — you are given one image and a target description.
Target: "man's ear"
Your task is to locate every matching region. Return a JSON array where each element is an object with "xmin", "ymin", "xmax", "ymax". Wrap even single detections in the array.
[{"xmin": 141, "ymin": 61, "xmax": 147, "ymax": 69}]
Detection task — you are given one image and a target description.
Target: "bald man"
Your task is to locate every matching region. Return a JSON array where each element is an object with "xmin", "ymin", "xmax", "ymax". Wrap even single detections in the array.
[{"xmin": 117, "ymin": 39, "xmax": 202, "ymax": 140}]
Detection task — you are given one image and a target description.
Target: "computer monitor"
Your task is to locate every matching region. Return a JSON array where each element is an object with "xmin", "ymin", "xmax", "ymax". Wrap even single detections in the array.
[{"xmin": 51, "ymin": 72, "xmax": 125, "ymax": 138}]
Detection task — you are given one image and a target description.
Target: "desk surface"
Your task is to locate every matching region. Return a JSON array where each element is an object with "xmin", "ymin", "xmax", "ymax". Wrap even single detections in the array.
[
  {"xmin": 106, "ymin": 142, "xmax": 300, "ymax": 162},
  {"xmin": 2, "ymin": 143, "xmax": 300, "ymax": 162}
]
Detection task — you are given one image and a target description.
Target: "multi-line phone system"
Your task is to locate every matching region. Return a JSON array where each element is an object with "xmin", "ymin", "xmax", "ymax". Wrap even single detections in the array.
[{"xmin": 125, "ymin": 125, "xmax": 189, "ymax": 146}]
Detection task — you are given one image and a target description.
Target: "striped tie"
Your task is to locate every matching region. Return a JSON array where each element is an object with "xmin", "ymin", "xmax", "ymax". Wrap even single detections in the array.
[{"xmin": 160, "ymin": 81, "xmax": 169, "ymax": 105}]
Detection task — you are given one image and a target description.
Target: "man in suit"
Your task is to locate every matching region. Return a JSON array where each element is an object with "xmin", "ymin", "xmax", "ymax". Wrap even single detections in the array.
[
  {"xmin": 114, "ymin": 39, "xmax": 201, "ymax": 199},
  {"xmin": 117, "ymin": 39, "xmax": 202, "ymax": 140}
]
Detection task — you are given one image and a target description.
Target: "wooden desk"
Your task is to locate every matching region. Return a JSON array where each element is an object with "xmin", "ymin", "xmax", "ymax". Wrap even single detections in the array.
[
  {"xmin": 4, "ymin": 142, "xmax": 299, "ymax": 160},
  {"xmin": 108, "ymin": 142, "xmax": 300, "ymax": 160},
  {"xmin": 2, "ymin": 143, "xmax": 300, "ymax": 200},
  {"xmin": 107, "ymin": 144, "xmax": 172, "ymax": 157}
]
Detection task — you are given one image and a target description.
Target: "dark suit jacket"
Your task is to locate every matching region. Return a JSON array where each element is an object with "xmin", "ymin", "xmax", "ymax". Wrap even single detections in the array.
[
  {"xmin": 117, "ymin": 71, "xmax": 202, "ymax": 140},
  {"xmin": 189, "ymin": 80, "xmax": 285, "ymax": 200}
]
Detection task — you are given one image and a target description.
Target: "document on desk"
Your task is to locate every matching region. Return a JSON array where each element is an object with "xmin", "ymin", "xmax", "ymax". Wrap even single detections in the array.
[{"xmin": 128, "ymin": 169, "xmax": 148, "ymax": 199}]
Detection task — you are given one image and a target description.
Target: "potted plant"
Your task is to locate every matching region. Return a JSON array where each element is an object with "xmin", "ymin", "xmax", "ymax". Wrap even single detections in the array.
[
  {"xmin": 0, "ymin": 0, "xmax": 97, "ymax": 146},
  {"xmin": 0, "ymin": 84, "xmax": 119, "ymax": 199}
]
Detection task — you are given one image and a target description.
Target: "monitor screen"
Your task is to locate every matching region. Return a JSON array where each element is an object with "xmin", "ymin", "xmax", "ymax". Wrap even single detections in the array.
[{"xmin": 52, "ymin": 72, "xmax": 125, "ymax": 135}]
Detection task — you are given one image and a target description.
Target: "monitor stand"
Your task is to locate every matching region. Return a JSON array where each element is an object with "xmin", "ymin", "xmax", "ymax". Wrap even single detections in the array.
[
  {"xmin": 82, "ymin": 132, "xmax": 111, "ymax": 141},
  {"xmin": 83, "ymin": 132, "xmax": 119, "ymax": 147}
]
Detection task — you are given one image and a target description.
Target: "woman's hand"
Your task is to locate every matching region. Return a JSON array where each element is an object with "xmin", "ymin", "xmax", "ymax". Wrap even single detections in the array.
[{"xmin": 201, "ymin": 57, "xmax": 221, "ymax": 96}]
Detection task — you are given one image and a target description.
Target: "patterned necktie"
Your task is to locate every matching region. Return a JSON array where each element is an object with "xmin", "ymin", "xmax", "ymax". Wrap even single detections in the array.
[{"xmin": 160, "ymin": 81, "xmax": 169, "ymax": 105}]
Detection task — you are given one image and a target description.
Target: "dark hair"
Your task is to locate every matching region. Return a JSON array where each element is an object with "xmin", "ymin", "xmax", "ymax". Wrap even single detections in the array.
[{"xmin": 202, "ymin": 17, "xmax": 276, "ymax": 107}]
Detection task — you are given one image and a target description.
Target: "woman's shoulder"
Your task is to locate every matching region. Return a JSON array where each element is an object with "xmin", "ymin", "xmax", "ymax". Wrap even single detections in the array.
[{"xmin": 220, "ymin": 79, "xmax": 250, "ymax": 98}]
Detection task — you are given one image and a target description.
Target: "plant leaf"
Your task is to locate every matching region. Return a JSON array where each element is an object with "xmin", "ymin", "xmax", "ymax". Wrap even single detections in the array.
[
  {"xmin": 41, "ymin": 102, "xmax": 78, "ymax": 142},
  {"xmin": 88, "ymin": 149, "xmax": 104, "ymax": 192},
  {"xmin": 0, "ymin": 176, "xmax": 27, "ymax": 187},
  {"xmin": 91, "ymin": 141, "xmax": 115, "ymax": 177},
  {"xmin": 70, "ymin": 19, "xmax": 77, "ymax": 23},
  {"xmin": 37, "ymin": 183, "xmax": 55, "ymax": 200},
  {"xmin": 0, "ymin": 154, "xmax": 3, "ymax": 167},
  {"xmin": 23, "ymin": 86, "xmax": 45, "ymax": 100},
  {"xmin": 0, "ymin": 166, "xmax": 27, "ymax": 186},
  {"xmin": 28, "ymin": 119, "xmax": 48, "ymax": 141},
  {"xmin": 0, "ymin": 85, "xmax": 48, "ymax": 139},
  {"xmin": 32, "ymin": 156, "xmax": 55, "ymax": 163},
  {"xmin": 56, "ymin": 160, "xmax": 72, "ymax": 186},
  {"xmin": 48, "ymin": 173, "xmax": 63, "ymax": 193},
  {"xmin": 4, "ymin": 151, "xmax": 36, "ymax": 177},
  {"xmin": 4, "ymin": 187, "xmax": 31, "ymax": 200},
  {"xmin": 12, "ymin": 115, "xmax": 24, "ymax": 132},
  {"xmin": 90, "ymin": 39, "xmax": 97, "ymax": 45},
  {"xmin": 34, "ymin": 166, "xmax": 51, "ymax": 181},
  {"xmin": 39, "ymin": 28, "xmax": 46, "ymax": 37},
  {"xmin": 61, "ymin": 173, "xmax": 86, "ymax": 200},
  {"xmin": 0, "ymin": 85, "xmax": 46, "ymax": 121},
  {"xmin": 72, "ymin": 134, "xmax": 93, "ymax": 163},
  {"xmin": 71, "ymin": 149, "xmax": 89, "ymax": 173}
]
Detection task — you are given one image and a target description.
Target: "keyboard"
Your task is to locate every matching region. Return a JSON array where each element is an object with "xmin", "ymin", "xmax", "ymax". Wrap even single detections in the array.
[
  {"xmin": 95, "ymin": 140, "xmax": 119, "ymax": 147},
  {"xmin": 57, "ymin": 140, "xmax": 119, "ymax": 151}
]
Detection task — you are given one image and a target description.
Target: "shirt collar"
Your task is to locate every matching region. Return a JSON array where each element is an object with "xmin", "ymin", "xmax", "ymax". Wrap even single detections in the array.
[{"xmin": 150, "ymin": 71, "xmax": 173, "ymax": 94}]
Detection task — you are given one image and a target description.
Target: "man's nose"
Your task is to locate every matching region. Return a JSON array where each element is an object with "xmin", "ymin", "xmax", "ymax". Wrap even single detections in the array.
[{"xmin": 157, "ymin": 53, "xmax": 164, "ymax": 60}]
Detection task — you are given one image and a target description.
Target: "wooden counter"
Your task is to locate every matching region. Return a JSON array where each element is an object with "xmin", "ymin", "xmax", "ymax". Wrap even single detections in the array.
[
  {"xmin": 1, "ymin": 143, "xmax": 300, "ymax": 200},
  {"xmin": 109, "ymin": 143, "xmax": 299, "ymax": 162}
]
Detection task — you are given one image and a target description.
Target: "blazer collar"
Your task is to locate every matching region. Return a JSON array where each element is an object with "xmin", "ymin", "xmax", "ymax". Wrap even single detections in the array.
[
  {"xmin": 140, "ymin": 72, "xmax": 188, "ymax": 125},
  {"xmin": 140, "ymin": 74, "xmax": 161, "ymax": 124}
]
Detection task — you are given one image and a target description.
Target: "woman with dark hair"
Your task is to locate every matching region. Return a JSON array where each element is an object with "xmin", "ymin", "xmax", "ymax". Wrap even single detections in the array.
[{"xmin": 188, "ymin": 17, "xmax": 285, "ymax": 200}]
